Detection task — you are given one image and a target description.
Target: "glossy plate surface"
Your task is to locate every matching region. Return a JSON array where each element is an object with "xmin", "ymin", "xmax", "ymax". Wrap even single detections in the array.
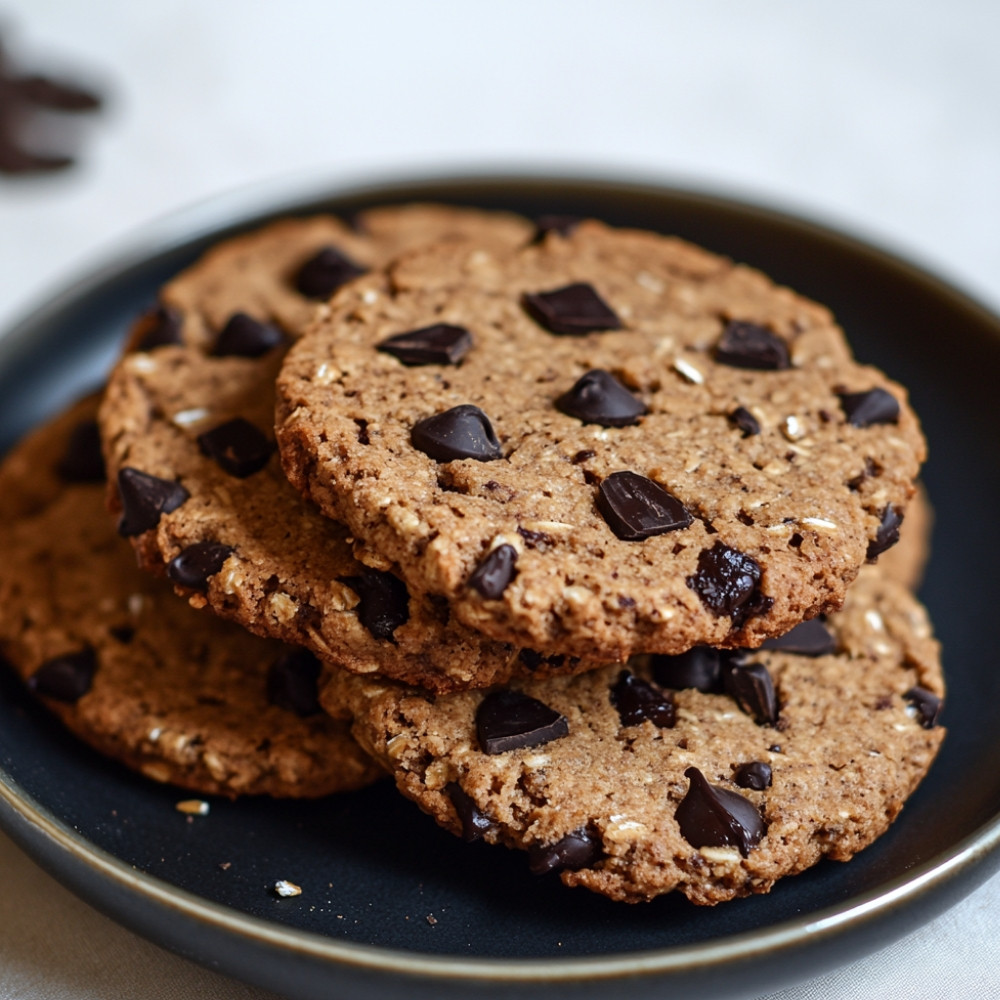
[{"xmin": 1, "ymin": 176, "xmax": 998, "ymax": 1000}]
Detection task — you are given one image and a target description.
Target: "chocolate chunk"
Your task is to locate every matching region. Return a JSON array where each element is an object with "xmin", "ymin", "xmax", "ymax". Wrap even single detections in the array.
[
  {"xmin": 411, "ymin": 404, "xmax": 502, "ymax": 462},
  {"xmin": 293, "ymin": 245, "xmax": 366, "ymax": 299},
  {"xmin": 468, "ymin": 544, "xmax": 518, "ymax": 599},
  {"xmin": 56, "ymin": 419, "xmax": 105, "ymax": 482},
  {"xmin": 266, "ymin": 649, "xmax": 322, "ymax": 716},
  {"xmin": 714, "ymin": 321, "xmax": 790, "ymax": 370},
  {"xmin": 724, "ymin": 661, "xmax": 779, "ymax": 725},
  {"xmin": 733, "ymin": 761, "xmax": 773, "ymax": 791},
  {"xmin": 867, "ymin": 505, "xmax": 904, "ymax": 560},
  {"xmin": 531, "ymin": 215, "xmax": 582, "ymax": 241},
  {"xmin": 675, "ymin": 767, "xmax": 766, "ymax": 857},
  {"xmin": 555, "ymin": 369, "xmax": 646, "ymax": 427},
  {"xmin": 904, "ymin": 687, "xmax": 943, "ymax": 729},
  {"xmin": 108, "ymin": 625, "xmax": 135, "ymax": 644},
  {"xmin": 528, "ymin": 828, "xmax": 602, "ymax": 874},
  {"xmin": 212, "ymin": 312, "xmax": 284, "ymax": 357},
  {"xmin": 522, "ymin": 283, "xmax": 621, "ymax": 335},
  {"xmin": 838, "ymin": 388, "xmax": 900, "ymax": 427},
  {"xmin": 596, "ymin": 471, "xmax": 693, "ymax": 541},
  {"xmin": 476, "ymin": 689, "xmax": 568, "ymax": 754},
  {"xmin": 446, "ymin": 783, "xmax": 495, "ymax": 842},
  {"xmin": 610, "ymin": 671, "xmax": 676, "ymax": 728},
  {"xmin": 27, "ymin": 648, "xmax": 96, "ymax": 703},
  {"xmin": 133, "ymin": 304, "xmax": 183, "ymax": 352},
  {"xmin": 761, "ymin": 618, "xmax": 836, "ymax": 656},
  {"xmin": 729, "ymin": 406, "xmax": 761, "ymax": 437},
  {"xmin": 686, "ymin": 542, "xmax": 773, "ymax": 625},
  {"xmin": 651, "ymin": 646, "xmax": 733, "ymax": 693},
  {"xmin": 377, "ymin": 323, "xmax": 473, "ymax": 366},
  {"xmin": 197, "ymin": 418, "xmax": 275, "ymax": 478},
  {"xmin": 167, "ymin": 541, "xmax": 234, "ymax": 591},
  {"xmin": 338, "ymin": 568, "xmax": 410, "ymax": 642},
  {"xmin": 116, "ymin": 467, "xmax": 189, "ymax": 537}
]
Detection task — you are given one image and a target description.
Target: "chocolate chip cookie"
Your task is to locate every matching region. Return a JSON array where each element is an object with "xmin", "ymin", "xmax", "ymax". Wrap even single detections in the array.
[
  {"xmin": 325, "ymin": 566, "xmax": 944, "ymax": 904},
  {"xmin": 0, "ymin": 395, "xmax": 382, "ymax": 798},
  {"xmin": 276, "ymin": 221, "xmax": 927, "ymax": 660}
]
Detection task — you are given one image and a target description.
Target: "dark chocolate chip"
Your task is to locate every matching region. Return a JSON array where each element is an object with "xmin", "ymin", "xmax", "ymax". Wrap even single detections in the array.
[
  {"xmin": 531, "ymin": 215, "xmax": 582, "ymax": 241},
  {"xmin": 904, "ymin": 686, "xmax": 942, "ymax": 729},
  {"xmin": 446, "ymin": 783, "xmax": 495, "ymax": 842},
  {"xmin": 108, "ymin": 625, "xmax": 135, "ymax": 644},
  {"xmin": 267, "ymin": 649, "xmax": 322, "ymax": 716},
  {"xmin": 27, "ymin": 648, "xmax": 96, "ymax": 703},
  {"xmin": 651, "ymin": 646, "xmax": 731, "ymax": 693},
  {"xmin": 867, "ymin": 505, "xmax": 904, "ymax": 560},
  {"xmin": 116, "ymin": 467, "xmax": 189, "ymax": 537},
  {"xmin": 838, "ymin": 388, "xmax": 900, "ymax": 427},
  {"xmin": 555, "ymin": 370, "xmax": 646, "ymax": 427},
  {"xmin": 166, "ymin": 541, "xmax": 234, "ymax": 591},
  {"xmin": 675, "ymin": 766, "xmax": 766, "ymax": 857},
  {"xmin": 212, "ymin": 312, "xmax": 284, "ymax": 357},
  {"xmin": 338, "ymin": 568, "xmax": 410, "ymax": 642},
  {"xmin": 596, "ymin": 471, "xmax": 693, "ymax": 541},
  {"xmin": 522, "ymin": 282, "xmax": 621, "ymax": 335},
  {"xmin": 760, "ymin": 618, "xmax": 836, "ymax": 656},
  {"xmin": 528, "ymin": 828, "xmax": 603, "ymax": 874},
  {"xmin": 686, "ymin": 542, "xmax": 773, "ymax": 625},
  {"xmin": 475, "ymin": 689, "xmax": 568, "ymax": 754},
  {"xmin": 610, "ymin": 671, "xmax": 676, "ymax": 728},
  {"xmin": 729, "ymin": 406, "xmax": 761, "ymax": 437},
  {"xmin": 411, "ymin": 404, "xmax": 502, "ymax": 462},
  {"xmin": 56, "ymin": 419, "xmax": 105, "ymax": 482},
  {"xmin": 197, "ymin": 418, "xmax": 275, "ymax": 478},
  {"xmin": 733, "ymin": 761, "xmax": 773, "ymax": 791},
  {"xmin": 714, "ymin": 321, "xmax": 790, "ymax": 370},
  {"xmin": 468, "ymin": 544, "xmax": 518, "ymax": 599},
  {"xmin": 133, "ymin": 304, "xmax": 183, "ymax": 351},
  {"xmin": 377, "ymin": 323, "xmax": 473, "ymax": 366},
  {"xmin": 724, "ymin": 661, "xmax": 779, "ymax": 725},
  {"xmin": 293, "ymin": 246, "xmax": 367, "ymax": 299},
  {"xmin": 571, "ymin": 449, "xmax": 596, "ymax": 464}
]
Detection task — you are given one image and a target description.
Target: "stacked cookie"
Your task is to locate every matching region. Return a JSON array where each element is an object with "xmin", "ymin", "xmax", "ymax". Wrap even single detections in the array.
[{"xmin": 0, "ymin": 203, "xmax": 945, "ymax": 905}]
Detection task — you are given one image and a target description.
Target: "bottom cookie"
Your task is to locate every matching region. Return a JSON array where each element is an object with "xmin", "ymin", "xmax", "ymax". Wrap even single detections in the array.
[{"xmin": 324, "ymin": 568, "xmax": 945, "ymax": 904}]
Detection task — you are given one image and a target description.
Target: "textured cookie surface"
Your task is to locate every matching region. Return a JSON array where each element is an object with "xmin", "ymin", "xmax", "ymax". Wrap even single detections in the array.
[
  {"xmin": 326, "ymin": 567, "xmax": 945, "ymax": 904},
  {"xmin": 0, "ymin": 396, "xmax": 381, "ymax": 798},
  {"xmin": 99, "ymin": 206, "xmax": 603, "ymax": 692},
  {"xmin": 277, "ymin": 222, "xmax": 926, "ymax": 659}
]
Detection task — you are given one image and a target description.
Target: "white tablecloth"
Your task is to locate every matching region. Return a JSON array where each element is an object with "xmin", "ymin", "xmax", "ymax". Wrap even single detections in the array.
[{"xmin": 1, "ymin": 3, "xmax": 998, "ymax": 997}]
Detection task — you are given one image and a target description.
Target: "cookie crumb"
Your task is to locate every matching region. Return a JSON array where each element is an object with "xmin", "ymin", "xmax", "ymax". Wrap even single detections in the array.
[
  {"xmin": 426, "ymin": 914, "xmax": 438, "ymax": 925},
  {"xmin": 175, "ymin": 799, "xmax": 209, "ymax": 816},
  {"xmin": 274, "ymin": 880, "xmax": 302, "ymax": 898}
]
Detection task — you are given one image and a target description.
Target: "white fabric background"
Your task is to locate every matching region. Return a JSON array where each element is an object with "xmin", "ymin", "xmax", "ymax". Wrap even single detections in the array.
[{"xmin": 0, "ymin": 2, "xmax": 998, "ymax": 997}]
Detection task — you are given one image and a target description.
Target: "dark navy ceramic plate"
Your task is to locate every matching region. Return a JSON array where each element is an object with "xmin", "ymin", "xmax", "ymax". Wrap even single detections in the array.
[{"xmin": 1, "ymin": 176, "xmax": 998, "ymax": 1000}]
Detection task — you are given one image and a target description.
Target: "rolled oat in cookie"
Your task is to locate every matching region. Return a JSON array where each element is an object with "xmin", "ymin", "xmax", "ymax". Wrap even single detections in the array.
[{"xmin": 275, "ymin": 221, "xmax": 926, "ymax": 661}]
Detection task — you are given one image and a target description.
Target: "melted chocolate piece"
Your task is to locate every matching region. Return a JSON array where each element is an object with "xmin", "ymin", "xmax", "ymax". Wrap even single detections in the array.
[
  {"xmin": 133, "ymin": 304, "xmax": 183, "ymax": 352},
  {"xmin": 610, "ymin": 671, "xmax": 676, "ymax": 728},
  {"xmin": 446, "ymin": 783, "xmax": 495, "ymax": 842},
  {"xmin": 412, "ymin": 404, "xmax": 502, "ymax": 462},
  {"xmin": 293, "ymin": 246, "xmax": 367, "ymax": 299},
  {"xmin": 651, "ymin": 646, "xmax": 734, "ymax": 693},
  {"xmin": 760, "ymin": 617, "xmax": 836, "ymax": 656},
  {"xmin": 468, "ymin": 544, "xmax": 518, "ymax": 599},
  {"xmin": 532, "ymin": 215, "xmax": 582, "ymax": 241},
  {"xmin": 724, "ymin": 661, "xmax": 779, "ymax": 725},
  {"xmin": 338, "ymin": 568, "xmax": 410, "ymax": 642},
  {"xmin": 197, "ymin": 418, "xmax": 275, "ymax": 478},
  {"xmin": 686, "ymin": 542, "xmax": 773, "ymax": 625},
  {"xmin": 555, "ymin": 370, "xmax": 646, "ymax": 427},
  {"xmin": 522, "ymin": 283, "xmax": 621, "ymax": 335},
  {"xmin": 596, "ymin": 471, "xmax": 693, "ymax": 541},
  {"xmin": 212, "ymin": 312, "xmax": 284, "ymax": 357},
  {"xmin": 733, "ymin": 761, "xmax": 773, "ymax": 791},
  {"xmin": 266, "ymin": 649, "xmax": 322, "ymax": 716},
  {"xmin": 377, "ymin": 324, "xmax": 473, "ymax": 366},
  {"xmin": 714, "ymin": 321, "xmax": 790, "ymax": 370},
  {"xmin": 476, "ymin": 689, "xmax": 568, "ymax": 754},
  {"xmin": 838, "ymin": 388, "xmax": 900, "ymax": 427},
  {"xmin": 904, "ymin": 686, "xmax": 942, "ymax": 729},
  {"xmin": 867, "ymin": 505, "xmax": 904, "ymax": 560},
  {"xmin": 675, "ymin": 766, "xmax": 766, "ymax": 857},
  {"xmin": 116, "ymin": 467, "xmax": 189, "ymax": 537},
  {"xmin": 27, "ymin": 648, "xmax": 96, "ymax": 703},
  {"xmin": 167, "ymin": 541, "xmax": 234, "ymax": 591},
  {"xmin": 729, "ymin": 406, "xmax": 761, "ymax": 437},
  {"xmin": 528, "ymin": 828, "xmax": 603, "ymax": 874},
  {"xmin": 56, "ymin": 419, "xmax": 105, "ymax": 483}
]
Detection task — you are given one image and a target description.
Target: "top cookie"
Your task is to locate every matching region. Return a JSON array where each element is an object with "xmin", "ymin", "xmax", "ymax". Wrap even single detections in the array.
[{"xmin": 275, "ymin": 221, "xmax": 927, "ymax": 660}]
